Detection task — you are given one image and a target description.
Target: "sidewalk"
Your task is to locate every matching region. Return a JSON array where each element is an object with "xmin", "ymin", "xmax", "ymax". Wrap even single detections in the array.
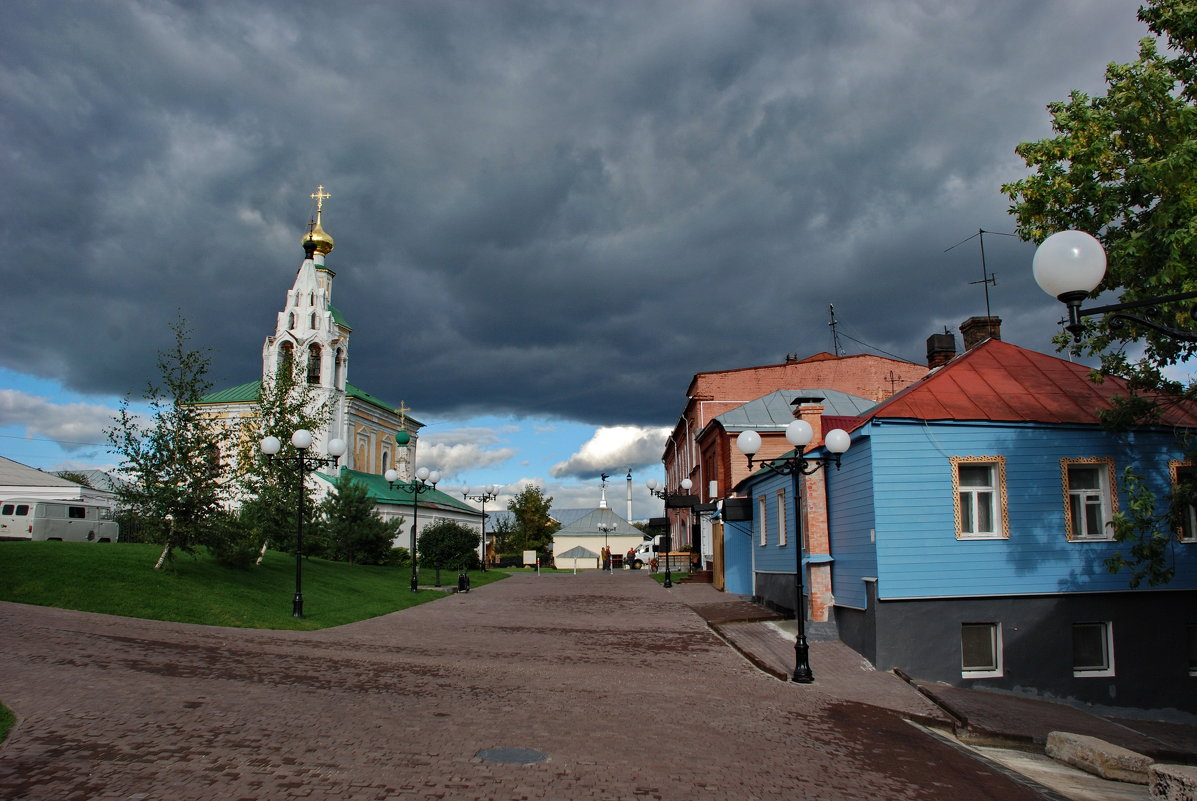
[{"xmin": 672, "ymin": 582, "xmax": 1197, "ymax": 763}]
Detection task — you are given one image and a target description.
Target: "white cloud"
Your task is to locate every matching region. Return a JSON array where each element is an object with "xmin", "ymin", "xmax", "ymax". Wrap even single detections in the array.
[
  {"xmin": 550, "ymin": 425, "xmax": 670, "ymax": 479},
  {"xmin": 0, "ymin": 390, "xmax": 118, "ymax": 452},
  {"xmin": 416, "ymin": 426, "xmax": 518, "ymax": 480}
]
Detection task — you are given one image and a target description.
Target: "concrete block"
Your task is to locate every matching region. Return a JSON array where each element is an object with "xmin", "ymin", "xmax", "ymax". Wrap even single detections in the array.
[
  {"xmin": 1151, "ymin": 764, "xmax": 1197, "ymax": 801},
  {"xmin": 1046, "ymin": 731, "xmax": 1152, "ymax": 785}
]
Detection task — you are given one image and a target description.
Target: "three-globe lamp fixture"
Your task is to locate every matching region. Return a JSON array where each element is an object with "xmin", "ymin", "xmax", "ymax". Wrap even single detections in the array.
[
  {"xmin": 734, "ymin": 419, "xmax": 850, "ymax": 683},
  {"xmin": 385, "ymin": 465, "xmax": 440, "ymax": 592},
  {"xmin": 260, "ymin": 429, "xmax": 347, "ymax": 618}
]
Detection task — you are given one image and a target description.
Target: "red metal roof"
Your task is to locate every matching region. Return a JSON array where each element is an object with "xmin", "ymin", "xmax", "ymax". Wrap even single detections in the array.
[{"xmin": 849, "ymin": 339, "xmax": 1197, "ymax": 428}]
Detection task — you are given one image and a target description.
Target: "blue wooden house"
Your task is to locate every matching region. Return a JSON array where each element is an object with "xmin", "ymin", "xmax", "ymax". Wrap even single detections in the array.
[
  {"xmin": 822, "ymin": 337, "xmax": 1197, "ymax": 712},
  {"xmin": 738, "ymin": 335, "xmax": 1197, "ymax": 712}
]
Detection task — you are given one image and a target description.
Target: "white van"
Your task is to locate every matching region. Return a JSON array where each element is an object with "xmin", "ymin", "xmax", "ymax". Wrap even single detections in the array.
[
  {"xmin": 629, "ymin": 535, "xmax": 665, "ymax": 568},
  {"xmin": 0, "ymin": 498, "xmax": 120, "ymax": 542}
]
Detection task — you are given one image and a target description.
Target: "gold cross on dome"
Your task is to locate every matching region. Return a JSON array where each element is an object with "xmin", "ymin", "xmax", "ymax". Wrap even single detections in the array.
[
  {"xmin": 310, "ymin": 185, "xmax": 331, "ymax": 213},
  {"xmin": 397, "ymin": 400, "xmax": 410, "ymax": 425}
]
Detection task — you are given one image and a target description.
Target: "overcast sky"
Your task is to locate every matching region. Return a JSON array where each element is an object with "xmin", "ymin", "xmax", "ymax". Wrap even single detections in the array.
[{"xmin": 0, "ymin": 0, "xmax": 1156, "ymax": 515}]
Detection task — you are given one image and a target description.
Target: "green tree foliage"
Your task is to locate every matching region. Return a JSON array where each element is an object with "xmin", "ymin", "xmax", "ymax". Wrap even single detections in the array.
[
  {"xmin": 320, "ymin": 472, "xmax": 397, "ymax": 565},
  {"xmin": 506, "ymin": 484, "xmax": 558, "ymax": 554},
  {"xmin": 106, "ymin": 317, "xmax": 230, "ymax": 569},
  {"xmin": 1004, "ymin": 0, "xmax": 1197, "ymax": 373},
  {"xmin": 236, "ymin": 358, "xmax": 332, "ymax": 560},
  {"xmin": 1003, "ymin": 0, "xmax": 1197, "ymax": 586},
  {"xmin": 491, "ymin": 514, "xmax": 517, "ymax": 554},
  {"xmin": 54, "ymin": 471, "xmax": 94, "ymax": 489},
  {"xmin": 418, "ymin": 520, "xmax": 480, "ymax": 574}
]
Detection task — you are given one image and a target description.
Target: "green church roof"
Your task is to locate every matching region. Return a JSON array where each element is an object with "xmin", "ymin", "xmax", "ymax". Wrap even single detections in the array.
[
  {"xmin": 197, "ymin": 380, "xmax": 261, "ymax": 404},
  {"xmin": 320, "ymin": 467, "xmax": 477, "ymax": 515},
  {"xmin": 195, "ymin": 379, "xmax": 423, "ymax": 427}
]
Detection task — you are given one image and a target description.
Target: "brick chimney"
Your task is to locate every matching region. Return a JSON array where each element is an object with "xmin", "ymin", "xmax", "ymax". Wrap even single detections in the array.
[
  {"xmin": 791, "ymin": 396, "xmax": 826, "ymax": 448},
  {"xmin": 926, "ymin": 331, "xmax": 956, "ymax": 368},
  {"xmin": 960, "ymin": 316, "xmax": 1001, "ymax": 351}
]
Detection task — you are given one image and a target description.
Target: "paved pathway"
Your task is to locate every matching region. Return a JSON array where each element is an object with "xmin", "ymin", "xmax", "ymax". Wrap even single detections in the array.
[{"xmin": 0, "ymin": 572, "xmax": 1052, "ymax": 800}]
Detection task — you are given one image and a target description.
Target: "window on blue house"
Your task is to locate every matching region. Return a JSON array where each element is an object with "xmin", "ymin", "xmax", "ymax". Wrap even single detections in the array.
[
  {"xmin": 961, "ymin": 622, "xmax": 1002, "ymax": 678},
  {"xmin": 776, "ymin": 489, "xmax": 787, "ymax": 547},
  {"xmin": 1072, "ymin": 621, "xmax": 1115, "ymax": 677},
  {"xmin": 758, "ymin": 495, "xmax": 767, "ymax": 546},
  {"xmin": 1169, "ymin": 462, "xmax": 1197, "ymax": 544},
  {"xmin": 951, "ymin": 456, "xmax": 1008, "ymax": 540},
  {"xmin": 1062, "ymin": 459, "xmax": 1117, "ymax": 541}
]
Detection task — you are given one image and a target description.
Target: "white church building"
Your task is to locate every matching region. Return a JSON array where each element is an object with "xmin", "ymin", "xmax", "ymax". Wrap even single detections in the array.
[{"xmin": 196, "ymin": 188, "xmax": 481, "ymax": 536}]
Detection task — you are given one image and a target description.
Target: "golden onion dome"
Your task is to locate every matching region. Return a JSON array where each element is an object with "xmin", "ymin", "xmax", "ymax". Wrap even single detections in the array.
[{"xmin": 302, "ymin": 218, "xmax": 334, "ymax": 256}]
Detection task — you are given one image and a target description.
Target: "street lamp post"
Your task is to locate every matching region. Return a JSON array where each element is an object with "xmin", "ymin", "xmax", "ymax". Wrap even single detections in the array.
[
  {"xmin": 596, "ymin": 522, "xmax": 616, "ymax": 571},
  {"xmin": 1033, "ymin": 229, "xmax": 1197, "ymax": 342},
  {"xmin": 734, "ymin": 421, "xmax": 850, "ymax": 683},
  {"xmin": 260, "ymin": 429, "xmax": 347, "ymax": 619},
  {"xmin": 645, "ymin": 477, "xmax": 693, "ymax": 588},
  {"xmin": 463, "ymin": 485, "xmax": 501, "ymax": 571},
  {"xmin": 385, "ymin": 465, "xmax": 440, "ymax": 592}
]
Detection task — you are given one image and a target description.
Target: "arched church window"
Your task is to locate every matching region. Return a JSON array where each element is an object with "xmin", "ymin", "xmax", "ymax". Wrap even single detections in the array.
[
  {"xmin": 334, "ymin": 347, "xmax": 345, "ymax": 389},
  {"xmin": 287, "ymin": 312, "xmax": 295, "ymax": 330},
  {"xmin": 382, "ymin": 451, "xmax": 390, "ymax": 474},
  {"xmin": 309, "ymin": 292, "xmax": 315, "ymax": 306},
  {"xmin": 307, "ymin": 344, "xmax": 321, "ymax": 384},
  {"xmin": 279, "ymin": 342, "xmax": 294, "ymax": 372},
  {"xmin": 310, "ymin": 312, "xmax": 317, "ymax": 330}
]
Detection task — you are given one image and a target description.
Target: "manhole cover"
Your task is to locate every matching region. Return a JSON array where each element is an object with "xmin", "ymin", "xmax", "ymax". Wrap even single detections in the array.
[{"xmin": 475, "ymin": 747, "xmax": 549, "ymax": 765}]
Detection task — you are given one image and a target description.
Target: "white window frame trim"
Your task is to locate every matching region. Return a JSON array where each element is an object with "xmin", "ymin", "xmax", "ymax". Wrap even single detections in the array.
[
  {"xmin": 1169, "ymin": 460, "xmax": 1197, "ymax": 544},
  {"xmin": 1061, "ymin": 457, "xmax": 1119, "ymax": 542},
  {"xmin": 960, "ymin": 622, "xmax": 1003, "ymax": 679},
  {"xmin": 951, "ymin": 456, "xmax": 1009, "ymax": 540},
  {"xmin": 758, "ymin": 494, "xmax": 768, "ymax": 547},
  {"xmin": 1072, "ymin": 621, "xmax": 1116, "ymax": 678},
  {"xmin": 776, "ymin": 488, "xmax": 787, "ymax": 547}
]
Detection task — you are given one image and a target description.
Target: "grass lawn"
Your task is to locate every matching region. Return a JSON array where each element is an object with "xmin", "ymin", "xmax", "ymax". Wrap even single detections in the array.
[
  {"xmin": 0, "ymin": 541, "xmax": 508, "ymax": 631},
  {"xmin": 0, "ymin": 702, "xmax": 12, "ymax": 744}
]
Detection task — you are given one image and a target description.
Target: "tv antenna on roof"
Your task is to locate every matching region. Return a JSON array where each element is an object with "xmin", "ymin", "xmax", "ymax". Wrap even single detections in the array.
[
  {"xmin": 945, "ymin": 228, "xmax": 1017, "ymax": 318},
  {"xmin": 828, "ymin": 304, "xmax": 844, "ymax": 357}
]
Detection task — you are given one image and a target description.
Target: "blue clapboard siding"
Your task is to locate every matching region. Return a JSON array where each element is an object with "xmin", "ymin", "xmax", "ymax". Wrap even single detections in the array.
[
  {"xmin": 827, "ymin": 440, "xmax": 876, "ymax": 609},
  {"xmin": 749, "ymin": 470, "xmax": 794, "ymax": 575},
  {"xmin": 864, "ymin": 419, "xmax": 1197, "ymax": 599}
]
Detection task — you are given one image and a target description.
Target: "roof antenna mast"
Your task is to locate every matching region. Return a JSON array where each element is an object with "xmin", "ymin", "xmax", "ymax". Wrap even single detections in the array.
[
  {"xmin": 828, "ymin": 304, "xmax": 844, "ymax": 357},
  {"xmin": 945, "ymin": 228, "xmax": 1017, "ymax": 319}
]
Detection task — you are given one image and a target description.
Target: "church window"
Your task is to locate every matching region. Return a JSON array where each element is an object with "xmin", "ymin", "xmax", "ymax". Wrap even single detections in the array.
[
  {"xmin": 310, "ymin": 312, "xmax": 317, "ymax": 330},
  {"xmin": 382, "ymin": 451, "xmax": 390, "ymax": 474},
  {"xmin": 334, "ymin": 348, "xmax": 345, "ymax": 389},
  {"xmin": 309, "ymin": 292, "xmax": 315, "ymax": 306},
  {"xmin": 287, "ymin": 312, "xmax": 295, "ymax": 330},
  {"xmin": 279, "ymin": 342, "xmax": 294, "ymax": 371},
  {"xmin": 307, "ymin": 344, "xmax": 321, "ymax": 384}
]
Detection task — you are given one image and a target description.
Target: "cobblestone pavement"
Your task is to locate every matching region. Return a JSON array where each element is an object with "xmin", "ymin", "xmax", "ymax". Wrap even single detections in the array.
[{"xmin": 0, "ymin": 572, "xmax": 1052, "ymax": 800}]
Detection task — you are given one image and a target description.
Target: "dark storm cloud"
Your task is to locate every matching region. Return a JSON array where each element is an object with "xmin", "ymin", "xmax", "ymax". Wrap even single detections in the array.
[{"xmin": 0, "ymin": 0, "xmax": 1149, "ymax": 425}]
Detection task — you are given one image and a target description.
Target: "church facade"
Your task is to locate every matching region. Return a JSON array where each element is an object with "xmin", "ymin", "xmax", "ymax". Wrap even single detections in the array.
[{"xmin": 196, "ymin": 188, "xmax": 481, "ymax": 533}]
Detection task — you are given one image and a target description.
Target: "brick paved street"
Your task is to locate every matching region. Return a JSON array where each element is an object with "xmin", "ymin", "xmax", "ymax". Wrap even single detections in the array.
[{"xmin": 0, "ymin": 572, "xmax": 1050, "ymax": 800}]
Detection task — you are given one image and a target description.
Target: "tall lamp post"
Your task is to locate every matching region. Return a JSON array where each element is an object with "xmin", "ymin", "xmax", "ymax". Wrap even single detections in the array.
[
  {"xmin": 645, "ymin": 477, "xmax": 693, "ymax": 588},
  {"xmin": 1033, "ymin": 229, "xmax": 1197, "ymax": 342},
  {"xmin": 463, "ymin": 485, "xmax": 501, "ymax": 571},
  {"xmin": 260, "ymin": 429, "xmax": 347, "ymax": 619},
  {"xmin": 385, "ymin": 465, "xmax": 440, "ymax": 592},
  {"xmin": 735, "ymin": 421, "xmax": 850, "ymax": 683},
  {"xmin": 597, "ymin": 521, "xmax": 616, "ymax": 571}
]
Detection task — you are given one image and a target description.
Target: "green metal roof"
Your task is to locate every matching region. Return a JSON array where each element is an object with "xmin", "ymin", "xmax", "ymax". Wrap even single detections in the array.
[
  {"xmin": 196, "ymin": 381, "xmax": 423, "ymax": 429},
  {"xmin": 328, "ymin": 305, "xmax": 351, "ymax": 331},
  {"xmin": 320, "ymin": 467, "xmax": 477, "ymax": 515},
  {"xmin": 197, "ymin": 380, "xmax": 261, "ymax": 404}
]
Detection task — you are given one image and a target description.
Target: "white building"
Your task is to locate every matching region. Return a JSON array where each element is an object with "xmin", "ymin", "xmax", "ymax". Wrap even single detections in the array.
[{"xmin": 196, "ymin": 188, "xmax": 481, "ymax": 536}]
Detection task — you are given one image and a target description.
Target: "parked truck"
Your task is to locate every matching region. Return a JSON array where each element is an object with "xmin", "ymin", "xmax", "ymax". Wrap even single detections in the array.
[
  {"xmin": 0, "ymin": 498, "xmax": 119, "ymax": 542},
  {"xmin": 629, "ymin": 535, "xmax": 665, "ymax": 569}
]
